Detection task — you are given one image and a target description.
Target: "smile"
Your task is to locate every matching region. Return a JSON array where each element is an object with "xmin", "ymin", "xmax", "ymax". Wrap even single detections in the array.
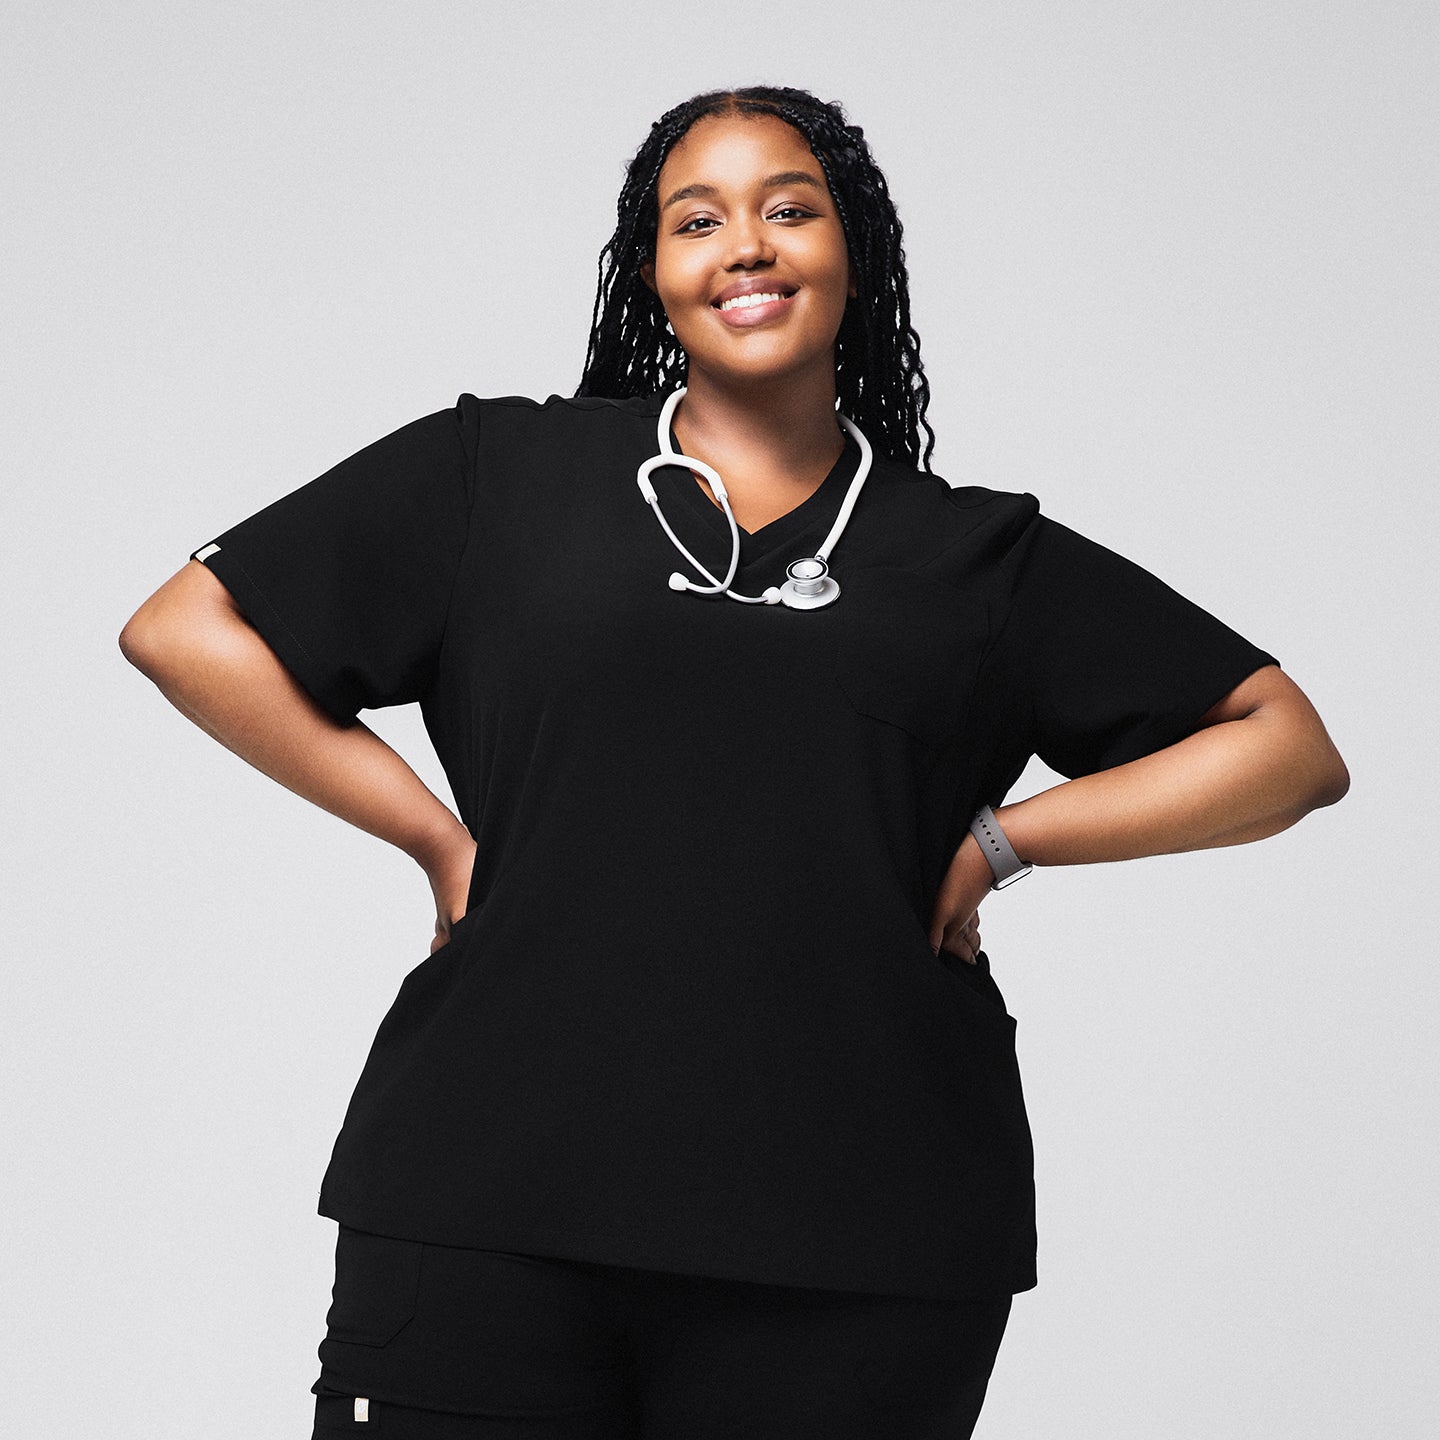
[{"xmin": 716, "ymin": 291, "xmax": 791, "ymax": 312}]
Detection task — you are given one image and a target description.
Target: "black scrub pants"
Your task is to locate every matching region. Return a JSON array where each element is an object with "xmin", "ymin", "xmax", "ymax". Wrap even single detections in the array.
[{"xmin": 311, "ymin": 1227, "xmax": 1012, "ymax": 1440}]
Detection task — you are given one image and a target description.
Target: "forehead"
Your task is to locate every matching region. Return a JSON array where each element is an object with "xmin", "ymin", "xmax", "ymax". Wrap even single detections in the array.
[{"xmin": 657, "ymin": 112, "xmax": 821, "ymax": 193}]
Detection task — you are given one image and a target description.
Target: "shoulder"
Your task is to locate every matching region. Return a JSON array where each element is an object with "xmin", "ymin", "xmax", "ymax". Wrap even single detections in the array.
[
  {"xmin": 453, "ymin": 391, "xmax": 662, "ymax": 428},
  {"xmin": 454, "ymin": 392, "xmax": 661, "ymax": 416},
  {"xmin": 865, "ymin": 450, "xmax": 1037, "ymax": 522},
  {"xmin": 859, "ymin": 450, "xmax": 1041, "ymax": 567},
  {"xmin": 447, "ymin": 391, "xmax": 663, "ymax": 459}
]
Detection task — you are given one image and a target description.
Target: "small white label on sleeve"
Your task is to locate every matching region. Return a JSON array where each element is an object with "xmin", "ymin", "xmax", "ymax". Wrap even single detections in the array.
[
  {"xmin": 194, "ymin": 543, "xmax": 221, "ymax": 562},
  {"xmin": 354, "ymin": 1396, "xmax": 369, "ymax": 1421}
]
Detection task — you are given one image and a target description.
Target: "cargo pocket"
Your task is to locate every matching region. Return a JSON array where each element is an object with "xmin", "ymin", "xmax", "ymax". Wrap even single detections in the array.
[{"xmin": 323, "ymin": 1226, "xmax": 423, "ymax": 1347}]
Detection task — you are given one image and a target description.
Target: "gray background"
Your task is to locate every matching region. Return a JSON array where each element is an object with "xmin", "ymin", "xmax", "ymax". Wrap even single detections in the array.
[{"xmin": 4, "ymin": 1, "xmax": 1436, "ymax": 1434}]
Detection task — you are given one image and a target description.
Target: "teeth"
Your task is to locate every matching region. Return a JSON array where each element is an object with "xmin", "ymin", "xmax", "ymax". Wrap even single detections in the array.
[{"xmin": 718, "ymin": 291, "xmax": 788, "ymax": 312}]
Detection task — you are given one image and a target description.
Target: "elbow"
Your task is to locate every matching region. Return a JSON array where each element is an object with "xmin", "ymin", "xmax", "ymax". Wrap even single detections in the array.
[
  {"xmin": 119, "ymin": 598, "xmax": 200, "ymax": 685},
  {"xmin": 1247, "ymin": 740, "xmax": 1348, "ymax": 845},
  {"xmin": 119, "ymin": 602, "xmax": 188, "ymax": 683},
  {"xmin": 1285, "ymin": 725, "xmax": 1350, "ymax": 818},
  {"xmin": 118, "ymin": 610, "xmax": 163, "ymax": 677},
  {"xmin": 119, "ymin": 560, "xmax": 231, "ymax": 680},
  {"xmin": 1261, "ymin": 675, "xmax": 1350, "ymax": 816},
  {"xmin": 1310, "ymin": 744, "xmax": 1351, "ymax": 810}
]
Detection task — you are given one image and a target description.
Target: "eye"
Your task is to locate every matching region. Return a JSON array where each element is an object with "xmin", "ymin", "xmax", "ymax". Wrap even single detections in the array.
[
  {"xmin": 676, "ymin": 215, "xmax": 720, "ymax": 234},
  {"xmin": 768, "ymin": 205, "xmax": 817, "ymax": 222}
]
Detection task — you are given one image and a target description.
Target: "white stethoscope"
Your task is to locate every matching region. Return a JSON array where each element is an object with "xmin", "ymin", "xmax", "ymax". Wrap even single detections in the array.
[{"xmin": 634, "ymin": 387, "xmax": 874, "ymax": 609}]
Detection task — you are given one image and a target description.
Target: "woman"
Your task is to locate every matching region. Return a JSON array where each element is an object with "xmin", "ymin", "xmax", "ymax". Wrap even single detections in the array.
[{"xmin": 119, "ymin": 86, "xmax": 1349, "ymax": 1439}]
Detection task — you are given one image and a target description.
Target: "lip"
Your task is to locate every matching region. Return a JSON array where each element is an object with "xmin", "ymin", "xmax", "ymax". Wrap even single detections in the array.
[
  {"xmin": 713, "ymin": 292, "xmax": 796, "ymax": 328},
  {"xmin": 712, "ymin": 277, "xmax": 799, "ymax": 306},
  {"xmin": 710, "ymin": 279, "xmax": 799, "ymax": 329}
]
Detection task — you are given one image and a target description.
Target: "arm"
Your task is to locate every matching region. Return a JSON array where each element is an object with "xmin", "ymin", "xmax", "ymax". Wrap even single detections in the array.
[
  {"xmin": 119, "ymin": 559, "xmax": 476, "ymax": 947},
  {"xmin": 929, "ymin": 663, "xmax": 1349, "ymax": 954}
]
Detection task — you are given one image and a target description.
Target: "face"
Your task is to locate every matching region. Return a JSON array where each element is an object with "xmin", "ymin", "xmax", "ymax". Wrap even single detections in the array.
[{"xmin": 641, "ymin": 111, "xmax": 856, "ymax": 393}]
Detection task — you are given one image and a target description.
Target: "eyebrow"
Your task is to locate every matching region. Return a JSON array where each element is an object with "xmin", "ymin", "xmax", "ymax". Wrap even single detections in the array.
[{"xmin": 659, "ymin": 170, "xmax": 825, "ymax": 213}]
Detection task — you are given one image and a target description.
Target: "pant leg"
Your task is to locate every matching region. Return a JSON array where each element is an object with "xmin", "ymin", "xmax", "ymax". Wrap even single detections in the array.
[
  {"xmin": 310, "ymin": 1227, "xmax": 641, "ymax": 1440},
  {"xmin": 627, "ymin": 1270, "xmax": 1012, "ymax": 1440},
  {"xmin": 852, "ymin": 1290, "xmax": 1011, "ymax": 1438},
  {"xmin": 309, "ymin": 1226, "xmax": 1012, "ymax": 1440}
]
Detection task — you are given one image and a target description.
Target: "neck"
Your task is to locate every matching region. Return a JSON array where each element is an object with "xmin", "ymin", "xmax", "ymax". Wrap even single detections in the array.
[{"xmin": 671, "ymin": 367, "xmax": 846, "ymax": 482}]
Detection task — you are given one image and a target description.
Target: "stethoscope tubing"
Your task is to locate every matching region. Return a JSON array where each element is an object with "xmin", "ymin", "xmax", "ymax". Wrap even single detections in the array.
[
  {"xmin": 635, "ymin": 387, "xmax": 874, "ymax": 607},
  {"xmin": 635, "ymin": 450, "xmax": 743, "ymax": 596}
]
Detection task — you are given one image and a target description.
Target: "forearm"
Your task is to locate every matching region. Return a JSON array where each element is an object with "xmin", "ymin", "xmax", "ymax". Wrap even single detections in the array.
[
  {"xmin": 996, "ymin": 683, "xmax": 1349, "ymax": 868},
  {"xmin": 121, "ymin": 589, "xmax": 467, "ymax": 870}
]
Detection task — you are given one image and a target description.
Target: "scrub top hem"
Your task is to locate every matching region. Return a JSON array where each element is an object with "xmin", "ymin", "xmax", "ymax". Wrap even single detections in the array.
[{"xmin": 314, "ymin": 1194, "xmax": 1039, "ymax": 1302}]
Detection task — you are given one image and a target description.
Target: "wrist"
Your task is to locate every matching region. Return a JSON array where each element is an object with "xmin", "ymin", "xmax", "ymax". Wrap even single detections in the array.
[
  {"xmin": 959, "ymin": 830, "xmax": 996, "ymax": 891},
  {"xmin": 404, "ymin": 810, "xmax": 471, "ymax": 873}
]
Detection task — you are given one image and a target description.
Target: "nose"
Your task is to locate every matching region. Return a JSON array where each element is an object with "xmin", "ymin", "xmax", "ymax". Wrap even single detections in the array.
[{"xmin": 724, "ymin": 212, "xmax": 775, "ymax": 269}]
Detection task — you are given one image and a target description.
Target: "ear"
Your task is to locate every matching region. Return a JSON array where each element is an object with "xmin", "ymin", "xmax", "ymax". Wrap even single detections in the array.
[{"xmin": 640, "ymin": 258, "xmax": 657, "ymax": 295}]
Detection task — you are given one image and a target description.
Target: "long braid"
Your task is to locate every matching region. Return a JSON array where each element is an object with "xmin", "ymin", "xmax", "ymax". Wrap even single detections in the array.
[
  {"xmin": 576, "ymin": 87, "xmax": 937, "ymax": 472},
  {"xmin": 580, "ymin": 107, "xmax": 695, "ymax": 399}
]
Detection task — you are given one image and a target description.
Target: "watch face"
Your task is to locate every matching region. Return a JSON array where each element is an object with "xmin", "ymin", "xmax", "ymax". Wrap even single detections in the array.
[{"xmin": 992, "ymin": 863, "xmax": 1034, "ymax": 890}]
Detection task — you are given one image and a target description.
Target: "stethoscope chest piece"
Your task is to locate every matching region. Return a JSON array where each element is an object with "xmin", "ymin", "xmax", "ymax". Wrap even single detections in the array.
[{"xmin": 776, "ymin": 556, "xmax": 840, "ymax": 610}]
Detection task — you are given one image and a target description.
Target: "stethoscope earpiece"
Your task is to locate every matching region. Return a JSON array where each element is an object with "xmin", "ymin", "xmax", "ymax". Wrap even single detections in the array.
[{"xmin": 635, "ymin": 387, "xmax": 873, "ymax": 610}]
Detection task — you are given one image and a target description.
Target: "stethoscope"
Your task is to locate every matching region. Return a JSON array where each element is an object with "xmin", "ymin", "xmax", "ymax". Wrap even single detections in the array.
[{"xmin": 634, "ymin": 387, "xmax": 874, "ymax": 609}]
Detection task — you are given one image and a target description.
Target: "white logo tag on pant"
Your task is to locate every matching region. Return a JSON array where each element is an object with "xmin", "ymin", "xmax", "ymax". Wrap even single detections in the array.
[{"xmin": 354, "ymin": 1397, "xmax": 369, "ymax": 1422}]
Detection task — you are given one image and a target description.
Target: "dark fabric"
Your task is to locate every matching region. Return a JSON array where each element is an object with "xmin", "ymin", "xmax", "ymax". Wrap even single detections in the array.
[
  {"xmin": 989, "ymin": 513, "xmax": 1280, "ymax": 778},
  {"xmin": 194, "ymin": 407, "xmax": 473, "ymax": 724},
  {"xmin": 192, "ymin": 393, "xmax": 1280, "ymax": 1300},
  {"xmin": 310, "ymin": 1226, "xmax": 1011, "ymax": 1439}
]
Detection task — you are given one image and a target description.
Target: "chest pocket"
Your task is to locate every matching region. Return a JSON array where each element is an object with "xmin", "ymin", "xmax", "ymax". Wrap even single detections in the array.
[{"xmin": 829, "ymin": 565, "xmax": 994, "ymax": 747}]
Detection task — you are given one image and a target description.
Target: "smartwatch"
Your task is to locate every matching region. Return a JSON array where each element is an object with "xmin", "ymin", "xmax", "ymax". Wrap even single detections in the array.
[{"xmin": 970, "ymin": 806, "xmax": 1033, "ymax": 890}]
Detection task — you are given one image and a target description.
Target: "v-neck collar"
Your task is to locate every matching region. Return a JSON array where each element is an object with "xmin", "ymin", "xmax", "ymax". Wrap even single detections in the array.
[{"xmin": 662, "ymin": 421, "xmax": 863, "ymax": 568}]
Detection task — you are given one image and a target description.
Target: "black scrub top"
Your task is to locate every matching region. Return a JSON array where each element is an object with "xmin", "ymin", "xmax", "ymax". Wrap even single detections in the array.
[{"xmin": 190, "ymin": 392, "xmax": 1279, "ymax": 1301}]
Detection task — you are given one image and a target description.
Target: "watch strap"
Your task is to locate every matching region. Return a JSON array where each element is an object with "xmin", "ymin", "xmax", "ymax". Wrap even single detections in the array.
[{"xmin": 970, "ymin": 805, "xmax": 1033, "ymax": 890}]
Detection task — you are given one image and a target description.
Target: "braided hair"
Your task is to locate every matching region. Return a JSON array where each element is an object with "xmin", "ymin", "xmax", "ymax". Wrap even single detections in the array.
[{"xmin": 576, "ymin": 86, "xmax": 937, "ymax": 472}]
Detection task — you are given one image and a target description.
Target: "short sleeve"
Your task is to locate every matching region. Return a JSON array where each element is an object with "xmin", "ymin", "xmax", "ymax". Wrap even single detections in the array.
[
  {"xmin": 189, "ymin": 398, "xmax": 477, "ymax": 725},
  {"xmin": 989, "ymin": 507, "xmax": 1281, "ymax": 779}
]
